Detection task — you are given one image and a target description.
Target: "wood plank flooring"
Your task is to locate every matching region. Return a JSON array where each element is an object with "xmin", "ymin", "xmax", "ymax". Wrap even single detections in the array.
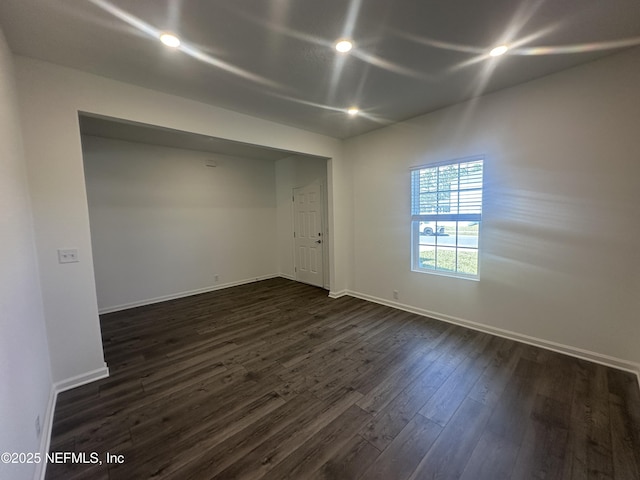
[{"xmin": 45, "ymin": 278, "xmax": 640, "ymax": 480}]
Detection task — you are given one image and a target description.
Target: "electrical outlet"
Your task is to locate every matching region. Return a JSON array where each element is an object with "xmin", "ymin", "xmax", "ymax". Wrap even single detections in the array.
[
  {"xmin": 35, "ymin": 415, "xmax": 41, "ymax": 438},
  {"xmin": 393, "ymin": 290, "xmax": 399, "ymax": 300},
  {"xmin": 57, "ymin": 248, "xmax": 79, "ymax": 264}
]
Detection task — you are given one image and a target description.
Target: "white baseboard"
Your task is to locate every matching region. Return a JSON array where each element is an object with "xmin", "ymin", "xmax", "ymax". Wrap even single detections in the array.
[
  {"xmin": 98, "ymin": 274, "xmax": 281, "ymax": 314},
  {"xmin": 35, "ymin": 364, "xmax": 109, "ymax": 480},
  {"xmin": 54, "ymin": 365, "xmax": 110, "ymax": 394},
  {"xmin": 279, "ymin": 273, "xmax": 329, "ymax": 290},
  {"xmin": 345, "ymin": 290, "xmax": 640, "ymax": 384},
  {"xmin": 33, "ymin": 383, "xmax": 57, "ymax": 480},
  {"xmin": 328, "ymin": 289, "xmax": 348, "ymax": 299}
]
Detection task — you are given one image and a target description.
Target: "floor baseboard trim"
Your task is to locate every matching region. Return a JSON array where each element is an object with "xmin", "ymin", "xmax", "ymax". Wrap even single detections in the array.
[
  {"xmin": 346, "ymin": 290, "xmax": 640, "ymax": 383},
  {"xmin": 54, "ymin": 365, "xmax": 110, "ymax": 394},
  {"xmin": 328, "ymin": 289, "xmax": 348, "ymax": 299},
  {"xmin": 98, "ymin": 274, "xmax": 281, "ymax": 314},
  {"xmin": 36, "ymin": 365, "xmax": 110, "ymax": 479},
  {"xmin": 33, "ymin": 383, "xmax": 57, "ymax": 480}
]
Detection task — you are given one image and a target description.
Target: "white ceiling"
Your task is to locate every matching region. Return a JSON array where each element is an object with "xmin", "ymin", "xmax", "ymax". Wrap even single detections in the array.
[
  {"xmin": 1, "ymin": 0, "xmax": 639, "ymax": 139},
  {"xmin": 79, "ymin": 114, "xmax": 313, "ymax": 161}
]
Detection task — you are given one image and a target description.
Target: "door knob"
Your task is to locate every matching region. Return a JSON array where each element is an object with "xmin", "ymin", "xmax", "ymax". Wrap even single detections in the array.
[{"xmin": 315, "ymin": 240, "xmax": 322, "ymax": 244}]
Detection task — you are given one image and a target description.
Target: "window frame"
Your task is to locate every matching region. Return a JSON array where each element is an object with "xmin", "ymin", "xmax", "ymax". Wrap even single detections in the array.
[{"xmin": 410, "ymin": 155, "xmax": 484, "ymax": 280}]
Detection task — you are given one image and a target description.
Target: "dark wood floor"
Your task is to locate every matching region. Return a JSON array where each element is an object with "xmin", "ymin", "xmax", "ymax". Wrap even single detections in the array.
[{"xmin": 46, "ymin": 278, "xmax": 640, "ymax": 480}]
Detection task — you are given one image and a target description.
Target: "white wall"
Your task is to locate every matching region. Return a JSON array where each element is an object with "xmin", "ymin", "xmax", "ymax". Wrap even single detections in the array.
[
  {"xmin": 275, "ymin": 155, "xmax": 329, "ymax": 285},
  {"xmin": 345, "ymin": 47, "xmax": 640, "ymax": 369},
  {"xmin": 15, "ymin": 56, "xmax": 347, "ymax": 384},
  {"xmin": 0, "ymin": 30, "xmax": 52, "ymax": 480},
  {"xmin": 82, "ymin": 136, "xmax": 279, "ymax": 312}
]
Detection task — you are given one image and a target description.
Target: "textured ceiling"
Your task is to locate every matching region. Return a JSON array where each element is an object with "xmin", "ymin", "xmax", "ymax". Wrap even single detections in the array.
[{"xmin": 1, "ymin": 0, "xmax": 639, "ymax": 138}]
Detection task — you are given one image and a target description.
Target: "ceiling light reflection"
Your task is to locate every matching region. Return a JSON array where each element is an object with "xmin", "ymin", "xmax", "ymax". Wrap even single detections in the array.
[
  {"xmin": 87, "ymin": 0, "xmax": 282, "ymax": 89},
  {"xmin": 513, "ymin": 37, "xmax": 640, "ymax": 55},
  {"xmin": 351, "ymin": 50, "xmax": 435, "ymax": 81},
  {"xmin": 335, "ymin": 39, "xmax": 353, "ymax": 53},
  {"xmin": 265, "ymin": 90, "xmax": 392, "ymax": 126},
  {"xmin": 160, "ymin": 32, "xmax": 180, "ymax": 48},
  {"xmin": 394, "ymin": 32, "xmax": 485, "ymax": 55},
  {"xmin": 489, "ymin": 45, "xmax": 509, "ymax": 57}
]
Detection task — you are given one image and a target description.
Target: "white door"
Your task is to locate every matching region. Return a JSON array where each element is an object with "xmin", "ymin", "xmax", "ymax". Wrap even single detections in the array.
[{"xmin": 293, "ymin": 183, "xmax": 324, "ymax": 287}]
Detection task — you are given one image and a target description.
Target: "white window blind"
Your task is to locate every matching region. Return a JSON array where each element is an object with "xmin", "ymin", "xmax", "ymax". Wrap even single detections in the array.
[{"xmin": 410, "ymin": 157, "xmax": 483, "ymax": 278}]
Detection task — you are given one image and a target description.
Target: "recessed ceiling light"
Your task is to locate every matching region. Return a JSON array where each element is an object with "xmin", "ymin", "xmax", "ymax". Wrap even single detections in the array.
[
  {"xmin": 347, "ymin": 107, "xmax": 359, "ymax": 116},
  {"xmin": 160, "ymin": 32, "xmax": 181, "ymax": 48},
  {"xmin": 335, "ymin": 39, "xmax": 353, "ymax": 53},
  {"xmin": 489, "ymin": 45, "xmax": 509, "ymax": 57}
]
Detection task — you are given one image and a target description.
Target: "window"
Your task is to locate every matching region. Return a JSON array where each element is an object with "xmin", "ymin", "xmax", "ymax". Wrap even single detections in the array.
[{"xmin": 411, "ymin": 157, "xmax": 483, "ymax": 279}]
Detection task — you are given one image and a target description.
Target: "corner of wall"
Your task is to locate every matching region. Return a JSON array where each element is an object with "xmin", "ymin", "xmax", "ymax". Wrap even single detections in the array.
[
  {"xmin": 32, "ymin": 384, "xmax": 57, "ymax": 480},
  {"xmin": 33, "ymin": 365, "xmax": 109, "ymax": 480}
]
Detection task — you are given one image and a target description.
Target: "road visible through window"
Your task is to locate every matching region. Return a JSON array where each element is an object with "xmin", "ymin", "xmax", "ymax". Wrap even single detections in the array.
[{"xmin": 410, "ymin": 157, "xmax": 483, "ymax": 279}]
